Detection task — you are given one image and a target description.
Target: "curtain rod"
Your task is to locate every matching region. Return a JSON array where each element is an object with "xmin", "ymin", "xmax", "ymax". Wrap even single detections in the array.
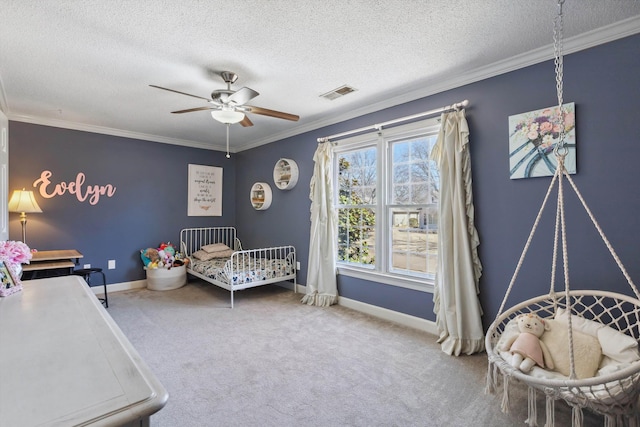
[{"xmin": 317, "ymin": 99, "xmax": 469, "ymax": 143}]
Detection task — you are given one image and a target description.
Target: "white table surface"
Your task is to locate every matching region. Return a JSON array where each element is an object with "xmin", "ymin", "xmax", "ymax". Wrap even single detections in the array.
[{"xmin": 0, "ymin": 276, "xmax": 168, "ymax": 426}]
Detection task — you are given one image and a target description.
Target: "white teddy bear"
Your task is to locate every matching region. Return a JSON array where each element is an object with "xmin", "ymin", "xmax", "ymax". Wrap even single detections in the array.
[{"xmin": 500, "ymin": 313, "xmax": 555, "ymax": 373}]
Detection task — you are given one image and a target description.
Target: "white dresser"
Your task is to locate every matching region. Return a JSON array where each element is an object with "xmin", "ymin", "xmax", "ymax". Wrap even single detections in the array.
[{"xmin": 0, "ymin": 276, "xmax": 168, "ymax": 426}]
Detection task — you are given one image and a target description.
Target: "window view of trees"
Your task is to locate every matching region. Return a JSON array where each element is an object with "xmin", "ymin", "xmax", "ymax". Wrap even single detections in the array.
[
  {"xmin": 391, "ymin": 137, "xmax": 439, "ymax": 205},
  {"xmin": 337, "ymin": 151, "xmax": 376, "ymax": 265},
  {"xmin": 335, "ymin": 125, "xmax": 440, "ymax": 282}
]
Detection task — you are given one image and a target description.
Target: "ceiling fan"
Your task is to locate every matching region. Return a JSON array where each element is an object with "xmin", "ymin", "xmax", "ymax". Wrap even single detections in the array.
[{"xmin": 150, "ymin": 71, "xmax": 299, "ymax": 127}]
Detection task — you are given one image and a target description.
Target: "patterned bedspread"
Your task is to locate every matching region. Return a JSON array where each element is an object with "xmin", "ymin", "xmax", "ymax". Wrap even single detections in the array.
[{"xmin": 189, "ymin": 255, "xmax": 294, "ymax": 285}]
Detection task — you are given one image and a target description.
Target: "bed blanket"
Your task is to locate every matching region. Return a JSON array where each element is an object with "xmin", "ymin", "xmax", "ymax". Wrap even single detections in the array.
[{"xmin": 189, "ymin": 256, "xmax": 294, "ymax": 285}]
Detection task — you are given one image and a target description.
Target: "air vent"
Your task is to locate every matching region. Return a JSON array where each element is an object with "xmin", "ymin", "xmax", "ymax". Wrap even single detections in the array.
[{"xmin": 320, "ymin": 85, "xmax": 357, "ymax": 101}]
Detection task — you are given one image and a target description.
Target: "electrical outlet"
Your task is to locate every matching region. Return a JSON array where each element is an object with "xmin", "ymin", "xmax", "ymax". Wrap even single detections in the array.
[
  {"xmin": 83, "ymin": 264, "xmax": 91, "ymax": 269},
  {"xmin": 108, "ymin": 260, "xmax": 116, "ymax": 270},
  {"xmin": 296, "ymin": 261, "xmax": 300, "ymax": 270}
]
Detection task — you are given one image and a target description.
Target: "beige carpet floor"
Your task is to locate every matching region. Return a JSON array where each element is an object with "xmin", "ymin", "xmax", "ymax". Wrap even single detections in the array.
[{"xmin": 107, "ymin": 280, "xmax": 603, "ymax": 426}]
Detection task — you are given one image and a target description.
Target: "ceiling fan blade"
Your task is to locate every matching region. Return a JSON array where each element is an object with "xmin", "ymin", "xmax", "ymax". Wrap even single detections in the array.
[
  {"xmin": 150, "ymin": 85, "xmax": 211, "ymax": 101},
  {"xmin": 171, "ymin": 106, "xmax": 215, "ymax": 114},
  {"xmin": 227, "ymin": 87, "xmax": 259, "ymax": 106},
  {"xmin": 245, "ymin": 105, "xmax": 299, "ymax": 121},
  {"xmin": 240, "ymin": 115, "xmax": 254, "ymax": 127}
]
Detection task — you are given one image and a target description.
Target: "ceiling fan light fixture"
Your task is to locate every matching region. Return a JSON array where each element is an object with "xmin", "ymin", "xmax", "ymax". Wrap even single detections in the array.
[
  {"xmin": 211, "ymin": 109, "xmax": 244, "ymax": 124},
  {"xmin": 152, "ymin": 71, "xmax": 298, "ymax": 127}
]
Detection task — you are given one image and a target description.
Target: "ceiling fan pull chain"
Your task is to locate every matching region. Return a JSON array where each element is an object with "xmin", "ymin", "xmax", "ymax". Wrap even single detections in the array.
[{"xmin": 226, "ymin": 124, "xmax": 231, "ymax": 158}]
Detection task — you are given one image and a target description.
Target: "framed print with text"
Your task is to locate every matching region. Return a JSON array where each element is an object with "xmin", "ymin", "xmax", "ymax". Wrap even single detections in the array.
[{"xmin": 188, "ymin": 164, "xmax": 222, "ymax": 216}]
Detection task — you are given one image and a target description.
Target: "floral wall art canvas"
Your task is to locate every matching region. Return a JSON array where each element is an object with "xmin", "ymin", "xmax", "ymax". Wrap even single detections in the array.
[{"xmin": 508, "ymin": 102, "xmax": 576, "ymax": 179}]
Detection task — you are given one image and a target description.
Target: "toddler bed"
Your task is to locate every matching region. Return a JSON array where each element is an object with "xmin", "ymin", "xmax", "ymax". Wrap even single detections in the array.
[{"xmin": 180, "ymin": 227, "xmax": 296, "ymax": 308}]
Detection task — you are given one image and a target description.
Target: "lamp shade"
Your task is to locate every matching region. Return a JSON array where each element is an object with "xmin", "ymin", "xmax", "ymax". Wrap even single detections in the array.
[
  {"xmin": 8, "ymin": 189, "xmax": 42, "ymax": 213},
  {"xmin": 211, "ymin": 109, "xmax": 244, "ymax": 124}
]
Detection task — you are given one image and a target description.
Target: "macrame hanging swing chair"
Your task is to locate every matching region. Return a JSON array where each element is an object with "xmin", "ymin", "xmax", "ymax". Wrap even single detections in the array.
[{"xmin": 485, "ymin": 2, "xmax": 640, "ymax": 427}]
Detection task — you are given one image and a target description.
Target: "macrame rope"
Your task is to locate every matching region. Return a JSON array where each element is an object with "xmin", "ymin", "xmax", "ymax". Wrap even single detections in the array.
[
  {"xmin": 562, "ymin": 169, "xmax": 640, "ymax": 300},
  {"xmin": 545, "ymin": 392, "xmax": 555, "ymax": 427},
  {"xmin": 501, "ymin": 375, "xmax": 511, "ymax": 414},
  {"xmin": 526, "ymin": 386, "xmax": 538, "ymax": 427},
  {"xmin": 496, "ymin": 171, "xmax": 560, "ymax": 317},
  {"xmin": 556, "ymin": 156, "xmax": 577, "ymax": 380},
  {"xmin": 550, "ymin": 176, "xmax": 562, "ymax": 297},
  {"xmin": 485, "ymin": 361, "xmax": 496, "ymax": 394},
  {"xmin": 571, "ymin": 405, "xmax": 583, "ymax": 427}
]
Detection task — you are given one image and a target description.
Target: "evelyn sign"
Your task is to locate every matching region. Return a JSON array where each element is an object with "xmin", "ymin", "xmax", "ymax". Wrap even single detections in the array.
[{"xmin": 33, "ymin": 170, "xmax": 116, "ymax": 205}]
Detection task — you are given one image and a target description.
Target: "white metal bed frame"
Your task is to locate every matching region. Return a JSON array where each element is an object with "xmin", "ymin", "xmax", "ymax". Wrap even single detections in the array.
[{"xmin": 180, "ymin": 227, "xmax": 296, "ymax": 308}]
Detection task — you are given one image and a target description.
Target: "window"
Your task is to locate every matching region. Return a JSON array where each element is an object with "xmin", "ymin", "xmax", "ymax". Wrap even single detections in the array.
[{"xmin": 334, "ymin": 119, "xmax": 440, "ymax": 291}]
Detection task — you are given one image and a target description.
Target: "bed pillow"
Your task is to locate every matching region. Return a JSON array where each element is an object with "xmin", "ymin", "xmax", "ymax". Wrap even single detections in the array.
[
  {"xmin": 555, "ymin": 308, "xmax": 604, "ymax": 337},
  {"xmin": 555, "ymin": 308, "xmax": 640, "ymax": 364},
  {"xmin": 542, "ymin": 319, "xmax": 602, "ymax": 379},
  {"xmin": 191, "ymin": 250, "xmax": 219, "ymax": 261},
  {"xmin": 596, "ymin": 326, "xmax": 640, "ymax": 364},
  {"xmin": 201, "ymin": 243, "xmax": 231, "ymax": 253},
  {"xmin": 208, "ymin": 249, "xmax": 234, "ymax": 258},
  {"xmin": 192, "ymin": 249, "xmax": 235, "ymax": 260}
]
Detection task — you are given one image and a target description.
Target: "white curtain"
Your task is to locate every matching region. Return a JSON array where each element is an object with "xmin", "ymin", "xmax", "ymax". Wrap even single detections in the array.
[
  {"xmin": 430, "ymin": 109, "xmax": 484, "ymax": 356},
  {"xmin": 302, "ymin": 142, "xmax": 338, "ymax": 307}
]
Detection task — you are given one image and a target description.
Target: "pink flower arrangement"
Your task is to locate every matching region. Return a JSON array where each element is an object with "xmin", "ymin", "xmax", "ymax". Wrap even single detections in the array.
[
  {"xmin": 512, "ymin": 106, "xmax": 575, "ymax": 154},
  {"xmin": 0, "ymin": 240, "xmax": 33, "ymax": 265}
]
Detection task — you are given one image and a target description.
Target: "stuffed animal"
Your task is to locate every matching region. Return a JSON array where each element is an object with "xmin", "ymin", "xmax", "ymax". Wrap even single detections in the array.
[
  {"xmin": 499, "ymin": 313, "xmax": 555, "ymax": 373},
  {"xmin": 160, "ymin": 242, "xmax": 176, "ymax": 257},
  {"xmin": 174, "ymin": 252, "xmax": 189, "ymax": 267},
  {"xmin": 140, "ymin": 247, "xmax": 160, "ymax": 267},
  {"xmin": 157, "ymin": 249, "xmax": 175, "ymax": 268}
]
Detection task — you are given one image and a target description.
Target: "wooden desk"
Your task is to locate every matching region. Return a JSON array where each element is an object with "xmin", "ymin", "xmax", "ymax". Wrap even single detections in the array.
[
  {"xmin": 22, "ymin": 249, "xmax": 83, "ymax": 278},
  {"xmin": 0, "ymin": 276, "xmax": 168, "ymax": 426}
]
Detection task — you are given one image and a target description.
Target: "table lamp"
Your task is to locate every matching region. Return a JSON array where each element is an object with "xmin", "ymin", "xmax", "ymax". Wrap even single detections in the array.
[{"xmin": 8, "ymin": 189, "xmax": 42, "ymax": 244}]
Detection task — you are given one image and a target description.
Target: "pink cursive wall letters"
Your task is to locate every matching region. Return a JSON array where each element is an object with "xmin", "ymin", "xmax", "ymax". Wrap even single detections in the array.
[{"xmin": 33, "ymin": 170, "xmax": 117, "ymax": 205}]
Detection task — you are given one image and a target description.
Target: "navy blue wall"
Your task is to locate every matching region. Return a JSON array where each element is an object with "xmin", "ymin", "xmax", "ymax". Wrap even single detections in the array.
[
  {"xmin": 9, "ymin": 124, "xmax": 236, "ymax": 283},
  {"xmin": 235, "ymin": 33, "xmax": 640, "ymax": 328},
  {"xmin": 234, "ymin": 138, "xmax": 312, "ymax": 256},
  {"xmin": 8, "ymin": 34, "xmax": 640, "ymax": 330}
]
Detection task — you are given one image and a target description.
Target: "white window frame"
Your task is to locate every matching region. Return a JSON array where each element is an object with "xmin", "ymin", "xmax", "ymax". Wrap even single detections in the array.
[{"xmin": 333, "ymin": 118, "xmax": 440, "ymax": 293}]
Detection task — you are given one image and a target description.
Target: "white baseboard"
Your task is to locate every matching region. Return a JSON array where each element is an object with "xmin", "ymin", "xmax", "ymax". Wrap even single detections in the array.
[
  {"xmin": 294, "ymin": 284, "xmax": 437, "ymax": 336},
  {"xmin": 90, "ymin": 280, "xmax": 147, "ymax": 296},
  {"xmin": 337, "ymin": 295, "xmax": 438, "ymax": 336}
]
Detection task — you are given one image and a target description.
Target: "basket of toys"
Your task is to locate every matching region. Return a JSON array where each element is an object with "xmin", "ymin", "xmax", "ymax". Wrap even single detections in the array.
[{"xmin": 140, "ymin": 242, "xmax": 189, "ymax": 291}]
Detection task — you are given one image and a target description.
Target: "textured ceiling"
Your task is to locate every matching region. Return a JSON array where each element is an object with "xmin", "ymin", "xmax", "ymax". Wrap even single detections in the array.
[{"xmin": 1, "ymin": 1, "xmax": 640, "ymax": 153}]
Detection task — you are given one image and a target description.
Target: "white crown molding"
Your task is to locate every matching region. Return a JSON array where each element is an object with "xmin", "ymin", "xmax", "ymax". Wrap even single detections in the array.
[
  {"xmin": 6, "ymin": 15, "xmax": 640, "ymax": 152},
  {"xmin": 7, "ymin": 113, "xmax": 232, "ymax": 153}
]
